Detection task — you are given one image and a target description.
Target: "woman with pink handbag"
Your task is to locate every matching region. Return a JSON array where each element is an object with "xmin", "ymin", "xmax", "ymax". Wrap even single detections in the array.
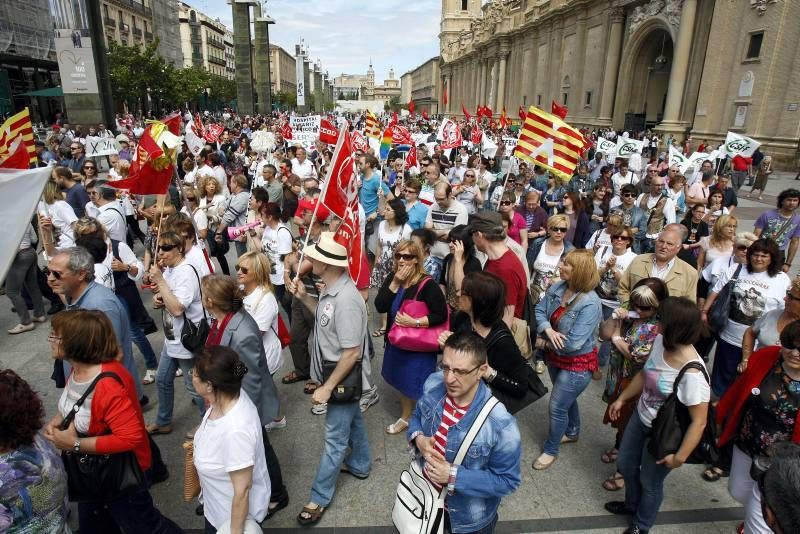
[{"xmin": 375, "ymin": 239, "xmax": 449, "ymax": 436}]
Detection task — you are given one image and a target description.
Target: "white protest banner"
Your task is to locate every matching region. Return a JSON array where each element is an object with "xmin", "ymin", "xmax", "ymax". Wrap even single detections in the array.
[
  {"xmin": 481, "ymin": 132, "xmax": 498, "ymax": 159},
  {"xmin": 615, "ymin": 137, "xmax": 645, "ymax": 159},
  {"xmin": 722, "ymin": 131, "xmax": 760, "ymax": 157},
  {"xmin": 683, "ymin": 151, "xmax": 711, "ymax": 173},
  {"xmin": 669, "ymin": 145, "xmax": 688, "ymax": 170},
  {"xmin": 84, "ymin": 135, "xmax": 119, "ymax": 157},
  {"xmin": 290, "ymin": 115, "xmax": 321, "ymax": 149},
  {"xmin": 502, "ymin": 136, "xmax": 518, "ymax": 153},
  {"xmin": 412, "ymin": 133, "xmax": 429, "ymax": 147},
  {"xmin": 184, "ymin": 122, "xmax": 204, "ymax": 156},
  {"xmin": 596, "ymin": 137, "xmax": 617, "ymax": 155}
]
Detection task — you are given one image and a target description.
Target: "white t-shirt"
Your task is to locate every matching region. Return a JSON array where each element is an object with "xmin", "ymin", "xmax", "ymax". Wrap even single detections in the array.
[
  {"xmin": 194, "ymin": 392, "xmax": 271, "ymax": 529},
  {"xmin": 531, "ymin": 244, "xmax": 563, "ymax": 302},
  {"xmin": 38, "ymin": 200, "xmax": 77, "ymax": 249},
  {"xmin": 261, "ymin": 224, "xmax": 293, "ymax": 287},
  {"xmin": 97, "ymin": 201, "xmax": 128, "ymax": 243},
  {"xmin": 585, "ymin": 228, "xmax": 613, "ymax": 251},
  {"xmin": 162, "ymin": 261, "xmax": 205, "ymax": 359},
  {"xmin": 185, "ymin": 243, "xmax": 212, "ymax": 277},
  {"xmin": 712, "ymin": 267, "xmax": 791, "ymax": 347},
  {"xmin": 594, "ymin": 248, "xmax": 637, "ymax": 308},
  {"xmin": 611, "ymin": 171, "xmax": 639, "ymax": 197},
  {"xmin": 698, "ymin": 237, "xmax": 733, "ymax": 265},
  {"xmin": 243, "ymin": 287, "xmax": 282, "ymax": 374},
  {"xmin": 181, "ymin": 207, "xmax": 209, "ymax": 248},
  {"xmin": 637, "ymin": 337, "xmax": 711, "ymax": 428},
  {"xmin": 291, "ymin": 158, "xmax": 316, "ymax": 180}
]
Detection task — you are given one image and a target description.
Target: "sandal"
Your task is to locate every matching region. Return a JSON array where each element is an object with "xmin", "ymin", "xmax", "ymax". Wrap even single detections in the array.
[
  {"xmin": 385, "ymin": 418, "xmax": 409, "ymax": 435},
  {"xmin": 304, "ymin": 382, "xmax": 319, "ymax": 395},
  {"xmin": 532, "ymin": 452, "xmax": 557, "ymax": 470},
  {"xmin": 282, "ymin": 370, "xmax": 310, "ymax": 384},
  {"xmin": 297, "ymin": 504, "xmax": 326, "ymax": 526},
  {"xmin": 702, "ymin": 467, "xmax": 728, "ymax": 482},
  {"xmin": 602, "ymin": 472, "xmax": 625, "ymax": 491},
  {"xmin": 266, "ymin": 494, "xmax": 289, "ymax": 520},
  {"xmin": 600, "ymin": 448, "xmax": 619, "ymax": 464},
  {"xmin": 371, "ymin": 328, "xmax": 386, "ymax": 337}
]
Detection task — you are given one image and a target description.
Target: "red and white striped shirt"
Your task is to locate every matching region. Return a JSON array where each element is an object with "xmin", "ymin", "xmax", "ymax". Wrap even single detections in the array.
[{"xmin": 425, "ymin": 396, "xmax": 470, "ymax": 489}]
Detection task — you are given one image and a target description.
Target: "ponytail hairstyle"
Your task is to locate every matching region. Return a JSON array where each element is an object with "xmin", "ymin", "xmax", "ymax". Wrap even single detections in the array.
[{"xmin": 201, "ymin": 274, "xmax": 244, "ymax": 313}]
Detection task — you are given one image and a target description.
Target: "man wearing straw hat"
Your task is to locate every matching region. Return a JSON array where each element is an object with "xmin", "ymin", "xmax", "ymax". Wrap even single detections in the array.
[{"xmin": 288, "ymin": 232, "xmax": 371, "ymax": 526}]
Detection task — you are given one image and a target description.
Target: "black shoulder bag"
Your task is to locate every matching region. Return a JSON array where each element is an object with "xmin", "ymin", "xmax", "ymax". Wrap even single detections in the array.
[
  {"xmin": 707, "ymin": 264, "xmax": 743, "ymax": 333},
  {"xmin": 647, "ymin": 361, "xmax": 719, "ymax": 465},
  {"xmin": 59, "ymin": 372, "xmax": 145, "ymax": 502},
  {"xmin": 484, "ymin": 327, "xmax": 547, "ymax": 415},
  {"xmin": 180, "ymin": 265, "xmax": 210, "ymax": 353}
]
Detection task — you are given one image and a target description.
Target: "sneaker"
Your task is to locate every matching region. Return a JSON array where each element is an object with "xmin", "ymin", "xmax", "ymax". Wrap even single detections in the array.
[
  {"xmin": 311, "ymin": 403, "xmax": 328, "ymax": 415},
  {"xmin": 359, "ymin": 386, "xmax": 380, "ymax": 413},
  {"xmin": 535, "ymin": 361, "xmax": 546, "ymax": 374},
  {"xmin": 8, "ymin": 323, "xmax": 34, "ymax": 335},
  {"xmin": 32, "ymin": 315, "xmax": 47, "ymax": 323},
  {"xmin": 265, "ymin": 416, "xmax": 287, "ymax": 431},
  {"xmin": 175, "ymin": 368, "xmax": 183, "ymax": 378},
  {"xmin": 143, "ymin": 369, "xmax": 156, "ymax": 385}
]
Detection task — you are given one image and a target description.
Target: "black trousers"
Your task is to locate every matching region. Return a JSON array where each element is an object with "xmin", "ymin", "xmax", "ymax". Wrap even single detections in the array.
[{"xmin": 77, "ymin": 480, "xmax": 184, "ymax": 534}]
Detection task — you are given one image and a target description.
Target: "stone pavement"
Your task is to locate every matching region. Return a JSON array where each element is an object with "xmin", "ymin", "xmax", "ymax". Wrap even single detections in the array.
[{"xmin": 4, "ymin": 172, "xmax": 797, "ymax": 533}]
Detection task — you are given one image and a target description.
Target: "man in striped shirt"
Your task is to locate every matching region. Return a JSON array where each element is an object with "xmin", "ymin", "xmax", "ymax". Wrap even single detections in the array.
[{"xmin": 407, "ymin": 332, "xmax": 522, "ymax": 533}]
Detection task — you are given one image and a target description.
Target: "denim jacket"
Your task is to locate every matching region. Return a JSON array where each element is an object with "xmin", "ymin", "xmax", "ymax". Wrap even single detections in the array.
[
  {"xmin": 407, "ymin": 373, "xmax": 521, "ymax": 533},
  {"xmin": 534, "ymin": 280, "xmax": 602, "ymax": 356}
]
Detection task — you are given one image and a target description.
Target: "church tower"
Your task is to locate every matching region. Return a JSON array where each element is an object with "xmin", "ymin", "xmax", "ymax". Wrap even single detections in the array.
[
  {"xmin": 440, "ymin": 0, "xmax": 480, "ymax": 62},
  {"xmin": 365, "ymin": 59, "xmax": 375, "ymax": 99}
]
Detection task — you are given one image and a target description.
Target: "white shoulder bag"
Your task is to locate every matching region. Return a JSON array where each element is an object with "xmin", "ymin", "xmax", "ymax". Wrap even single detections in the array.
[{"xmin": 392, "ymin": 397, "xmax": 499, "ymax": 534}]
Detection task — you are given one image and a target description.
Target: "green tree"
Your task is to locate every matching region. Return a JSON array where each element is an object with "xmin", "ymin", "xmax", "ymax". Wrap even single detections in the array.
[{"xmin": 388, "ymin": 95, "xmax": 402, "ymax": 112}]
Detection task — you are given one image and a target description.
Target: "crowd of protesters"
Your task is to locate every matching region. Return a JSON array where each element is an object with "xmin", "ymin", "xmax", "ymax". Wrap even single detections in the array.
[{"xmin": 2, "ymin": 108, "xmax": 800, "ymax": 534}]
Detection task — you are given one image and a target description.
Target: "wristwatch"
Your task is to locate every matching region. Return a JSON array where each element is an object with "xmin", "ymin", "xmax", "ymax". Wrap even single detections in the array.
[
  {"xmin": 415, "ymin": 319, "xmax": 421, "ymax": 328},
  {"xmin": 73, "ymin": 438, "xmax": 81, "ymax": 453}
]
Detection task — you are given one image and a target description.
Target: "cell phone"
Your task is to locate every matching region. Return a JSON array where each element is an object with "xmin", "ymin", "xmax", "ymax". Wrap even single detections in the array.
[{"xmin": 626, "ymin": 310, "xmax": 640, "ymax": 319}]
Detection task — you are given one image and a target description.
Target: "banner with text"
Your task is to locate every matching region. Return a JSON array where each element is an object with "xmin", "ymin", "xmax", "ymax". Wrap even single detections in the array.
[
  {"xmin": 290, "ymin": 115, "xmax": 321, "ymax": 148},
  {"xmin": 84, "ymin": 136, "xmax": 119, "ymax": 157}
]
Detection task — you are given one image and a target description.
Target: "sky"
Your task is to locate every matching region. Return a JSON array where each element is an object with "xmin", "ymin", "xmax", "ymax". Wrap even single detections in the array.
[{"xmin": 199, "ymin": 0, "xmax": 441, "ymax": 82}]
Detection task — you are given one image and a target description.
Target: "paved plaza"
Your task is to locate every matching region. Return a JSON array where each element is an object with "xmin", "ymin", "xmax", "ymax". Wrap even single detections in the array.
[{"xmin": 5, "ymin": 174, "xmax": 799, "ymax": 533}]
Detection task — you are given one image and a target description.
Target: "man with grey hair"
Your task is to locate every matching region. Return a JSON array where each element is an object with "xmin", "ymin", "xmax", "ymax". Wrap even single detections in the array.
[
  {"xmin": 46, "ymin": 247, "xmax": 143, "ymax": 402},
  {"xmin": 469, "ymin": 212, "xmax": 527, "ymax": 328},
  {"xmin": 87, "ymin": 179, "xmax": 127, "ymax": 242}
]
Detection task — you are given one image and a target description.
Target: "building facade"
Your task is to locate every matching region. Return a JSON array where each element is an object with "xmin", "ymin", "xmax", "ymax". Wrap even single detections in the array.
[
  {"xmin": 440, "ymin": 0, "xmax": 800, "ymax": 166},
  {"xmin": 178, "ymin": 2, "xmax": 233, "ymax": 79},
  {"xmin": 332, "ymin": 63, "xmax": 401, "ymax": 104},
  {"xmin": 100, "ymin": 0, "xmax": 156, "ymax": 48},
  {"xmin": 151, "ymin": 0, "xmax": 183, "ymax": 66},
  {"xmin": 406, "ymin": 57, "xmax": 441, "ymax": 114}
]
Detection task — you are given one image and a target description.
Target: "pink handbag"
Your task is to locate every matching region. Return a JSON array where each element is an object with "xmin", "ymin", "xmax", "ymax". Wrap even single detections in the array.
[{"xmin": 387, "ymin": 277, "xmax": 449, "ymax": 353}]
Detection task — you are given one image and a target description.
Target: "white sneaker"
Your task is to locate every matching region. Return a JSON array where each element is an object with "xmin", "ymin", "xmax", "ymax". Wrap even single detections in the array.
[
  {"xmin": 8, "ymin": 323, "xmax": 34, "ymax": 335},
  {"xmin": 311, "ymin": 403, "xmax": 328, "ymax": 415},
  {"xmin": 264, "ymin": 416, "xmax": 287, "ymax": 431},
  {"xmin": 175, "ymin": 368, "xmax": 183, "ymax": 377},
  {"xmin": 143, "ymin": 369, "xmax": 156, "ymax": 385},
  {"xmin": 535, "ymin": 361, "xmax": 546, "ymax": 374},
  {"xmin": 359, "ymin": 386, "xmax": 380, "ymax": 413}
]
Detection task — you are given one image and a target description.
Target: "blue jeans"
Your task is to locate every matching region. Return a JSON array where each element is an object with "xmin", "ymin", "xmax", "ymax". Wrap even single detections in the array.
[
  {"xmin": 130, "ymin": 321, "xmax": 158, "ymax": 370},
  {"xmin": 597, "ymin": 305, "xmax": 615, "ymax": 367},
  {"xmin": 310, "ymin": 401, "xmax": 371, "ymax": 507},
  {"xmin": 711, "ymin": 338, "xmax": 742, "ymax": 398},
  {"xmin": 617, "ymin": 410, "xmax": 671, "ymax": 531},
  {"xmin": 444, "ymin": 511, "xmax": 497, "ymax": 533},
  {"xmin": 543, "ymin": 366, "xmax": 592, "ymax": 456},
  {"xmin": 154, "ymin": 352, "xmax": 204, "ymax": 426}
]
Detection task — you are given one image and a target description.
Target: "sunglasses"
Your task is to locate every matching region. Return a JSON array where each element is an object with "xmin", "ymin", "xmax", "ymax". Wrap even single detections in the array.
[
  {"xmin": 395, "ymin": 253, "xmax": 416, "ymax": 261},
  {"xmin": 550, "ymin": 227, "xmax": 568, "ymax": 233},
  {"xmin": 612, "ymin": 235, "xmax": 631, "ymax": 242},
  {"xmin": 43, "ymin": 267, "xmax": 63, "ymax": 280},
  {"xmin": 403, "ymin": 189, "xmax": 418, "ymax": 194},
  {"xmin": 622, "ymin": 193, "xmax": 636, "ymax": 198},
  {"xmin": 500, "ymin": 201, "xmax": 513, "ymax": 206},
  {"xmin": 158, "ymin": 244, "xmax": 177, "ymax": 252},
  {"xmin": 633, "ymin": 304, "xmax": 654, "ymax": 311},
  {"xmin": 83, "ymin": 166, "xmax": 96, "ymax": 170},
  {"xmin": 186, "ymin": 196, "xmax": 196, "ymax": 201},
  {"xmin": 236, "ymin": 265, "xmax": 249, "ymax": 274},
  {"xmin": 464, "ymin": 173, "xmax": 475, "ymax": 177}
]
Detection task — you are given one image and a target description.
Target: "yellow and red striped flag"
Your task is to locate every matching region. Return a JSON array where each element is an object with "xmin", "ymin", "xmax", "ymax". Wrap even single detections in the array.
[
  {"xmin": 364, "ymin": 110, "xmax": 380, "ymax": 139},
  {"xmin": 514, "ymin": 105, "xmax": 587, "ymax": 182},
  {"xmin": 0, "ymin": 108, "xmax": 36, "ymax": 168}
]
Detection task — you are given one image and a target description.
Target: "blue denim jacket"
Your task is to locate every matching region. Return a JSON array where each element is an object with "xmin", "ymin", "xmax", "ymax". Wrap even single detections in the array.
[
  {"xmin": 534, "ymin": 280, "xmax": 602, "ymax": 356},
  {"xmin": 407, "ymin": 373, "xmax": 522, "ymax": 532}
]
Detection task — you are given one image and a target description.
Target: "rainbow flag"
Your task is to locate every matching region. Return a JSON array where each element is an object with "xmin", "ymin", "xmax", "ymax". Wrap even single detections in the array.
[{"xmin": 379, "ymin": 126, "xmax": 392, "ymax": 160}]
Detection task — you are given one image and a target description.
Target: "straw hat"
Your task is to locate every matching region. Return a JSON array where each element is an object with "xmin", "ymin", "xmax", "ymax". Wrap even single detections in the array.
[{"xmin": 304, "ymin": 232, "xmax": 349, "ymax": 268}]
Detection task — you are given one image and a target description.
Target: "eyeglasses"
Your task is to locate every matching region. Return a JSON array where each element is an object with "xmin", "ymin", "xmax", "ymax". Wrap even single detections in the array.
[
  {"xmin": 612, "ymin": 235, "xmax": 631, "ymax": 242},
  {"xmin": 438, "ymin": 363, "xmax": 481, "ymax": 377},
  {"xmin": 633, "ymin": 304, "xmax": 654, "ymax": 311},
  {"xmin": 83, "ymin": 166, "xmax": 96, "ymax": 171},
  {"xmin": 403, "ymin": 189, "xmax": 418, "ymax": 194},
  {"xmin": 550, "ymin": 227, "xmax": 568, "ymax": 233},
  {"xmin": 186, "ymin": 196, "xmax": 196, "ymax": 201},
  {"xmin": 464, "ymin": 173, "xmax": 475, "ymax": 177},
  {"xmin": 47, "ymin": 333, "xmax": 61, "ymax": 344},
  {"xmin": 158, "ymin": 244, "xmax": 177, "ymax": 252},
  {"xmin": 622, "ymin": 193, "xmax": 636, "ymax": 198},
  {"xmin": 236, "ymin": 265, "xmax": 249, "ymax": 274},
  {"xmin": 43, "ymin": 268, "xmax": 63, "ymax": 280},
  {"xmin": 500, "ymin": 201, "xmax": 513, "ymax": 206},
  {"xmin": 395, "ymin": 253, "xmax": 416, "ymax": 261}
]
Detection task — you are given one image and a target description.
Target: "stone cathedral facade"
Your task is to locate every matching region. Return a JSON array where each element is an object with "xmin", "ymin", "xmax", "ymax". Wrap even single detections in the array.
[{"xmin": 439, "ymin": 0, "xmax": 800, "ymax": 167}]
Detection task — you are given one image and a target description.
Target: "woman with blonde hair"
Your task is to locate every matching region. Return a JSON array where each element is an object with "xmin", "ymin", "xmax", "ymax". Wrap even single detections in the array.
[
  {"xmin": 237, "ymin": 251, "xmax": 283, "ymax": 379},
  {"xmin": 38, "ymin": 180, "xmax": 78, "ymax": 255},
  {"xmin": 533, "ymin": 249, "xmax": 602, "ymax": 470},
  {"xmin": 375, "ymin": 239, "xmax": 448, "ymax": 435},
  {"xmin": 697, "ymin": 214, "xmax": 737, "ymax": 271}
]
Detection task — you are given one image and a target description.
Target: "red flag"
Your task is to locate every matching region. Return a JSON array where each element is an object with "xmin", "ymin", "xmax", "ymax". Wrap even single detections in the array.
[
  {"xmin": 489, "ymin": 119, "xmax": 497, "ymax": 129},
  {"xmin": 391, "ymin": 125, "xmax": 413, "ymax": 146},
  {"xmin": 470, "ymin": 126, "xmax": 483, "ymax": 145},
  {"xmin": 163, "ymin": 112, "xmax": 182, "ymax": 135},
  {"xmin": 482, "ymin": 105, "xmax": 493, "ymax": 120},
  {"xmin": 137, "ymin": 125, "xmax": 164, "ymax": 162},
  {"xmin": 519, "ymin": 106, "xmax": 527, "ymax": 122},
  {"xmin": 500, "ymin": 108, "xmax": 509, "ymax": 128},
  {"xmin": 280, "ymin": 122, "xmax": 293, "ymax": 140},
  {"xmin": 320, "ymin": 125, "xmax": 357, "ymax": 219},
  {"xmin": 0, "ymin": 108, "xmax": 36, "ymax": 167},
  {"xmin": 203, "ymin": 124, "xmax": 224, "ymax": 143},
  {"xmin": 476, "ymin": 105, "xmax": 483, "ymax": 119},
  {"xmin": 552, "ymin": 100, "xmax": 568, "ymax": 119},
  {"xmin": 405, "ymin": 144, "xmax": 418, "ymax": 170},
  {"xmin": 109, "ymin": 163, "xmax": 173, "ymax": 195},
  {"xmin": 390, "ymin": 112, "xmax": 399, "ymax": 127},
  {"xmin": 193, "ymin": 113, "xmax": 206, "ymax": 137},
  {"xmin": 351, "ymin": 131, "xmax": 368, "ymax": 152},
  {"xmin": 333, "ymin": 205, "xmax": 363, "ymax": 284},
  {"xmin": 462, "ymin": 103, "xmax": 471, "ymax": 121},
  {"xmin": 443, "ymin": 86, "xmax": 448, "ymax": 106},
  {"xmin": 0, "ymin": 136, "xmax": 32, "ymax": 169},
  {"xmin": 439, "ymin": 118, "xmax": 463, "ymax": 150},
  {"xmin": 422, "ymin": 110, "xmax": 430, "ymax": 121},
  {"xmin": 408, "ymin": 99, "xmax": 415, "ymax": 114},
  {"xmin": 319, "ymin": 118, "xmax": 339, "ymax": 144}
]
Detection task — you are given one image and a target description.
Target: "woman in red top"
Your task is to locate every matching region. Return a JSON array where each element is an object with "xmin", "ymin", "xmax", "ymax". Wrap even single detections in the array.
[
  {"xmin": 43, "ymin": 309, "xmax": 182, "ymax": 534},
  {"xmin": 716, "ymin": 320, "xmax": 800, "ymax": 534}
]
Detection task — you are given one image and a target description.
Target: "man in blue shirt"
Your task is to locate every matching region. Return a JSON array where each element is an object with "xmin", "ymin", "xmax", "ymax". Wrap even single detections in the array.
[
  {"xmin": 52, "ymin": 166, "xmax": 90, "ymax": 218},
  {"xmin": 359, "ymin": 154, "xmax": 393, "ymax": 256},
  {"xmin": 47, "ymin": 247, "xmax": 144, "ymax": 402}
]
